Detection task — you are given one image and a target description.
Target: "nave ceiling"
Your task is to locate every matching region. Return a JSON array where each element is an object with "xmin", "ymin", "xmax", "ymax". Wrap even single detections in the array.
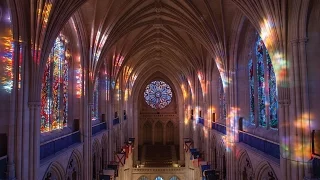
[
  {"xmin": 68, "ymin": 0, "xmax": 242, "ymax": 86},
  {"xmin": 10, "ymin": 0, "xmax": 288, "ymax": 97}
]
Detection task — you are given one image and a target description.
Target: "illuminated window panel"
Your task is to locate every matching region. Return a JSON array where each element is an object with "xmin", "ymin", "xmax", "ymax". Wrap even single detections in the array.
[
  {"xmin": 144, "ymin": 80, "xmax": 172, "ymax": 109},
  {"xmin": 267, "ymin": 52, "xmax": 278, "ymax": 128},
  {"xmin": 249, "ymin": 36, "xmax": 278, "ymax": 128},
  {"xmin": 40, "ymin": 35, "xmax": 69, "ymax": 132},
  {"xmin": 256, "ymin": 37, "xmax": 266, "ymax": 127},
  {"xmin": 219, "ymin": 77, "xmax": 226, "ymax": 122},
  {"xmin": 75, "ymin": 68, "xmax": 82, "ymax": 98},
  {"xmin": 170, "ymin": 176, "xmax": 180, "ymax": 180},
  {"xmin": 92, "ymin": 77, "xmax": 99, "ymax": 120},
  {"xmin": 248, "ymin": 59, "xmax": 255, "ymax": 124},
  {"xmin": 155, "ymin": 177, "xmax": 164, "ymax": 180}
]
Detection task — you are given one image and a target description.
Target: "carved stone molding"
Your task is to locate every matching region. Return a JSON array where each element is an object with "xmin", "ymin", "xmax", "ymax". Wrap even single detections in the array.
[{"xmin": 132, "ymin": 167, "xmax": 185, "ymax": 173}]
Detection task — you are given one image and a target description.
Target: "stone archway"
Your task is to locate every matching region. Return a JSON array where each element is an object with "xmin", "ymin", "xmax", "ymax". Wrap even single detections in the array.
[{"xmin": 42, "ymin": 162, "xmax": 65, "ymax": 180}]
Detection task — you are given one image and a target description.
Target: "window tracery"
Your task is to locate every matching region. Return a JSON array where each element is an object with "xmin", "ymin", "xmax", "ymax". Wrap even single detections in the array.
[
  {"xmin": 249, "ymin": 36, "xmax": 278, "ymax": 128},
  {"xmin": 41, "ymin": 34, "xmax": 69, "ymax": 132},
  {"xmin": 154, "ymin": 176, "xmax": 164, "ymax": 180},
  {"xmin": 144, "ymin": 80, "xmax": 172, "ymax": 109}
]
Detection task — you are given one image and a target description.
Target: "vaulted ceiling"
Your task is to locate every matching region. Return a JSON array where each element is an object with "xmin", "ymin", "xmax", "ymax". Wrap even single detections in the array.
[{"xmin": 69, "ymin": 0, "xmax": 244, "ymax": 85}]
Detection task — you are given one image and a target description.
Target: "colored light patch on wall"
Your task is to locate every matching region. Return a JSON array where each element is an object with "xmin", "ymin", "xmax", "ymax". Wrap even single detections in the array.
[
  {"xmin": 0, "ymin": 30, "xmax": 13, "ymax": 93},
  {"xmin": 259, "ymin": 18, "xmax": 289, "ymax": 87}
]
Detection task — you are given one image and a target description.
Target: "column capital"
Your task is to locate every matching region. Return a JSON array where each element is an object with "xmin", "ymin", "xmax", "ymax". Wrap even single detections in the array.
[
  {"xmin": 299, "ymin": 38, "xmax": 308, "ymax": 43},
  {"xmin": 290, "ymin": 39, "xmax": 299, "ymax": 44}
]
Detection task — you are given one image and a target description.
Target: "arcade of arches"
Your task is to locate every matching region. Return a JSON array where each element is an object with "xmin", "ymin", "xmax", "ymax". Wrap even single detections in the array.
[{"xmin": 0, "ymin": 0, "xmax": 320, "ymax": 180}]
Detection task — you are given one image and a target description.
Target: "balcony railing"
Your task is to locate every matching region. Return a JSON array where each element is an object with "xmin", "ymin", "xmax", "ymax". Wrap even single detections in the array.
[
  {"xmin": 239, "ymin": 131, "xmax": 280, "ymax": 161},
  {"xmin": 211, "ymin": 122, "xmax": 226, "ymax": 135},
  {"xmin": 92, "ymin": 122, "xmax": 107, "ymax": 135},
  {"xmin": 40, "ymin": 131, "xmax": 81, "ymax": 160},
  {"xmin": 113, "ymin": 117, "xmax": 120, "ymax": 125}
]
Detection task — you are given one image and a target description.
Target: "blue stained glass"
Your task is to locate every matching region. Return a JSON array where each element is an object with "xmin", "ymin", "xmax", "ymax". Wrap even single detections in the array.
[
  {"xmin": 256, "ymin": 37, "xmax": 266, "ymax": 127},
  {"xmin": 267, "ymin": 52, "xmax": 278, "ymax": 128},
  {"xmin": 155, "ymin": 177, "xmax": 164, "ymax": 180},
  {"xmin": 249, "ymin": 36, "xmax": 278, "ymax": 128},
  {"xmin": 248, "ymin": 59, "xmax": 255, "ymax": 124},
  {"xmin": 144, "ymin": 81, "xmax": 172, "ymax": 109},
  {"xmin": 170, "ymin": 176, "xmax": 180, "ymax": 180}
]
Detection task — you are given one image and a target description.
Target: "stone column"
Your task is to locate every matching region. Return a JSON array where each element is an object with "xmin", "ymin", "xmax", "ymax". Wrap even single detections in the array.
[
  {"xmin": 291, "ymin": 39, "xmax": 303, "ymax": 180},
  {"xmin": 286, "ymin": 38, "xmax": 312, "ymax": 180},
  {"xmin": 16, "ymin": 41, "xmax": 27, "ymax": 180},
  {"xmin": 193, "ymin": 74, "xmax": 199, "ymax": 149},
  {"xmin": 279, "ymin": 93, "xmax": 290, "ymax": 180},
  {"xmin": 179, "ymin": 105, "xmax": 185, "ymax": 163},
  {"xmin": 83, "ymin": 101, "xmax": 92, "ymax": 179},
  {"xmin": 298, "ymin": 38, "xmax": 312, "ymax": 178},
  {"xmin": 28, "ymin": 101, "xmax": 41, "ymax": 180},
  {"xmin": 20, "ymin": 43, "xmax": 30, "ymax": 179},
  {"xmin": 226, "ymin": 69, "xmax": 238, "ymax": 180},
  {"xmin": 119, "ymin": 76, "xmax": 124, "ymax": 146},
  {"xmin": 133, "ymin": 99, "xmax": 139, "ymax": 164},
  {"xmin": 7, "ymin": 40, "xmax": 20, "ymax": 180}
]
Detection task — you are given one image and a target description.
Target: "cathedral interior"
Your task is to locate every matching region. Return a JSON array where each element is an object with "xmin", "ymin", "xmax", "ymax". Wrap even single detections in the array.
[{"xmin": 0, "ymin": 0, "xmax": 320, "ymax": 179}]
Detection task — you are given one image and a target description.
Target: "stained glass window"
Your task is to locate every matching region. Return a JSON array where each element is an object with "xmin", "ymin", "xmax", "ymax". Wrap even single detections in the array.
[
  {"xmin": 170, "ymin": 176, "xmax": 180, "ymax": 180},
  {"xmin": 144, "ymin": 80, "xmax": 172, "ymax": 109},
  {"xmin": 92, "ymin": 77, "xmax": 99, "ymax": 120},
  {"xmin": 154, "ymin": 177, "xmax": 164, "ymax": 180},
  {"xmin": 256, "ymin": 37, "xmax": 266, "ymax": 126},
  {"xmin": 41, "ymin": 35, "xmax": 69, "ymax": 132},
  {"xmin": 248, "ymin": 36, "xmax": 278, "ymax": 128},
  {"xmin": 218, "ymin": 77, "xmax": 226, "ymax": 122},
  {"xmin": 138, "ymin": 176, "xmax": 148, "ymax": 180},
  {"xmin": 249, "ymin": 59, "xmax": 255, "ymax": 124},
  {"xmin": 267, "ymin": 52, "xmax": 278, "ymax": 128}
]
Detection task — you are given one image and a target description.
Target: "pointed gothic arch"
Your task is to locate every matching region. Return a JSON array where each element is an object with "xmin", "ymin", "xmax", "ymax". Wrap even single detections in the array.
[
  {"xmin": 237, "ymin": 150, "xmax": 254, "ymax": 180},
  {"xmin": 66, "ymin": 150, "xmax": 82, "ymax": 180},
  {"xmin": 92, "ymin": 139, "xmax": 101, "ymax": 180},
  {"xmin": 42, "ymin": 162, "xmax": 65, "ymax": 180},
  {"xmin": 101, "ymin": 133, "xmax": 108, "ymax": 169},
  {"xmin": 255, "ymin": 161, "xmax": 278, "ymax": 180}
]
